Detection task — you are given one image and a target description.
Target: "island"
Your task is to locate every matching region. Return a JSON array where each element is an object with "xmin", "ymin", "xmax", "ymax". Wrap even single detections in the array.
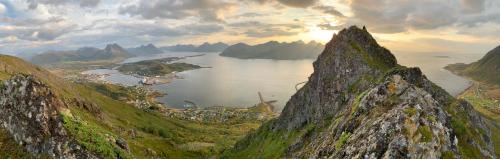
[
  {"xmin": 117, "ymin": 58, "xmax": 202, "ymax": 77},
  {"xmin": 220, "ymin": 40, "xmax": 324, "ymax": 60}
]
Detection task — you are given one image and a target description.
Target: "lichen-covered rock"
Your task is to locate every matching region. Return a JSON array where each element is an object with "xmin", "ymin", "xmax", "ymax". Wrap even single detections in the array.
[
  {"xmin": 0, "ymin": 75, "xmax": 98, "ymax": 159},
  {"xmin": 289, "ymin": 71, "xmax": 495, "ymax": 158}
]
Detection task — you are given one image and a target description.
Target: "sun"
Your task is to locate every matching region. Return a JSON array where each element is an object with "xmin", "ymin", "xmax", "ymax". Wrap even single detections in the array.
[{"xmin": 307, "ymin": 26, "xmax": 336, "ymax": 43}]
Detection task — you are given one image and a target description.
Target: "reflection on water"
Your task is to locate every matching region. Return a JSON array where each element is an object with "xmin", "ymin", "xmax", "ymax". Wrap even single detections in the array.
[
  {"xmin": 83, "ymin": 69, "xmax": 143, "ymax": 86},
  {"xmin": 155, "ymin": 53, "xmax": 314, "ymax": 109},
  {"xmin": 84, "ymin": 51, "xmax": 484, "ymax": 110},
  {"xmin": 395, "ymin": 52, "xmax": 483, "ymax": 96}
]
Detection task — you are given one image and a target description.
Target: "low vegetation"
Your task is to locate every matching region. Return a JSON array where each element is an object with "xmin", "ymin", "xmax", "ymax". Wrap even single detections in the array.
[
  {"xmin": 0, "ymin": 55, "xmax": 266, "ymax": 158},
  {"xmin": 457, "ymin": 83, "xmax": 500, "ymax": 157},
  {"xmin": 118, "ymin": 60, "xmax": 201, "ymax": 77},
  {"xmin": 0, "ymin": 128, "xmax": 34, "ymax": 158}
]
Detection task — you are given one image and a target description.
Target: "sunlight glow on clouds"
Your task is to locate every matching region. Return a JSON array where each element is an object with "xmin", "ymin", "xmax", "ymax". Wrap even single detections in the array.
[
  {"xmin": 0, "ymin": 3, "xmax": 6, "ymax": 14},
  {"xmin": 0, "ymin": 0, "xmax": 498, "ymax": 55}
]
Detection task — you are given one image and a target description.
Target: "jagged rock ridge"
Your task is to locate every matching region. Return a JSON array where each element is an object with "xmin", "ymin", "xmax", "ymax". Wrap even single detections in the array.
[
  {"xmin": 0, "ymin": 75, "xmax": 98, "ymax": 158},
  {"xmin": 223, "ymin": 26, "xmax": 495, "ymax": 159}
]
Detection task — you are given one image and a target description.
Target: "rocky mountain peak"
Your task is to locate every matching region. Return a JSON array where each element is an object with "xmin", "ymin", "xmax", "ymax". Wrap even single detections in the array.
[
  {"xmin": 277, "ymin": 26, "xmax": 397, "ymax": 130},
  {"xmin": 104, "ymin": 43, "xmax": 125, "ymax": 52},
  {"xmin": 224, "ymin": 26, "xmax": 495, "ymax": 159}
]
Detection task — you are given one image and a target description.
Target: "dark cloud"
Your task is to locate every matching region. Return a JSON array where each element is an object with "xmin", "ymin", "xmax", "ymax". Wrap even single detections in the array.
[
  {"xmin": 345, "ymin": 0, "xmax": 498, "ymax": 33},
  {"xmin": 346, "ymin": 0, "xmax": 461, "ymax": 33},
  {"xmin": 119, "ymin": 0, "xmax": 235, "ymax": 23},
  {"xmin": 277, "ymin": 0, "xmax": 318, "ymax": 8},
  {"xmin": 312, "ymin": 5, "xmax": 344, "ymax": 17},
  {"xmin": 183, "ymin": 24, "xmax": 224, "ymax": 34},
  {"xmin": 459, "ymin": 12, "xmax": 500, "ymax": 27},
  {"xmin": 88, "ymin": 21, "xmax": 224, "ymax": 38},
  {"xmin": 25, "ymin": 0, "xmax": 100, "ymax": 9},
  {"xmin": 460, "ymin": 0, "xmax": 485, "ymax": 13},
  {"xmin": 79, "ymin": 0, "xmax": 100, "ymax": 7},
  {"xmin": 248, "ymin": 0, "xmax": 318, "ymax": 8},
  {"xmin": 317, "ymin": 23, "xmax": 345, "ymax": 30}
]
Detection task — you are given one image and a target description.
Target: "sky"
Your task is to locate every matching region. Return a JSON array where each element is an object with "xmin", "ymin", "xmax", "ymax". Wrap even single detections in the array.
[{"xmin": 0, "ymin": 0, "xmax": 499, "ymax": 55}]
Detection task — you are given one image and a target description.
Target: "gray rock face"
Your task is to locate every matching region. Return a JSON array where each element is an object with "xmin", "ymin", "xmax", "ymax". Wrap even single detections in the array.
[
  {"xmin": 0, "ymin": 75, "xmax": 98, "ymax": 159},
  {"xmin": 289, "ymin": 72, "xmax": 495, "ymax": 158}
]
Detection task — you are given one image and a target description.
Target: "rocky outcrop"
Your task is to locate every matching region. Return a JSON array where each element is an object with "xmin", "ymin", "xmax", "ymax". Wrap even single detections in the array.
[
  {"xmin": 277, "ymin": 26, "xmax": 397, "ymax": 130},
  {"xmin": 224, "ymin": 26, "xmax": 496, "ymax": 159},
  {"xmin": 287, "ymin": 68, "xmax": 495, "ymax": 158},
  {"xmin": 0, "ymin": 75, "xmax": 98, "ymax": 158}
]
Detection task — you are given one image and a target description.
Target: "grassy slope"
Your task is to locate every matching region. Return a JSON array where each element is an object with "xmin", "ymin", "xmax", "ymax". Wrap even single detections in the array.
[
  {"xmin": 0, "ymin": 55, "xmax": 261, "ymax": 158},
  {"xmin": 458, "ymin": 83, "xmax": 500, "ymax": 157},
  {"xmin": 446, "ymin": 63, "xmax": 499, "ymax": 85},
  {"xmin": 0, "ymin": 128, "xmax": 35, "ymax": 158}
]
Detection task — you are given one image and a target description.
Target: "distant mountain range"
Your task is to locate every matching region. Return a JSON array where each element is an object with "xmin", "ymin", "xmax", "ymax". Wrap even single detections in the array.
[
  {"xmin": 31, "ymin": 44, "xmax": 131, "ymax": 65},
  {"xmin": 220, "ymin": 41, "xmax": 324, "ymax": 60},
  {"xmin": 126, "ymin": 43, "xmax": 163, "ymax": 56},
  {"xmin": 161, "ymin": 42, "xmax": 229, "ymax": 52},
  {"xmin": 445, "ymin": 45, "xmax": 500, "ymax": 84}
]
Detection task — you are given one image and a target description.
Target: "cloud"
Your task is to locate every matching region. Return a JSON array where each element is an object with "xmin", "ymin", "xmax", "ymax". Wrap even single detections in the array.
[
  {"xmin": 79, "ymin": 0, "xmax": 100, "ymax": 8},
  {"xmin": 119, "ymin": 0, "xmax": 235, "ymax": 23},
  {"xmin": 312, "ymin": 5, "xmax": 344, "ymax": 17},
  {"xmin": 244, "ymin": 28, "xmax": 300, "ymax": 37},
  {"xmin": 231, "ymin": 12, "xmax": 268, "ymax": 19},
  {"xmin": 228, "ymin": 21, "xmax": 305, "ymax": 37},
  {"xmin": 344, "ymin": 0, "xmax": 500, "ymax": 33},
  {"xmin": 460, "ymin": 0, "xmax": 485, "ymax": 13},
  {"xmin": 229, "ymin": 21, "xmax": 302, "ymax": 28},
  {"xmin": 0, "ymin": 3, "xmax": 6, "ymax": 14},
  {"xmin": 83, "ymin": 20, "xmax": 224, "ymax": 39},
  {"xmin": 459, "ymin": 12, "xmax": 500, "ymax": 27},
  {"xmin": 317, "ymin": 23, "xmax": 345, "ymax": 30},
  {"xmin": 0, "ymin": 17, "xmax": 77, "ymax": 41},
  {"xmin": 25, "ymin": 0, "xmax": 101, "ymax": 9},
  {"xmin": 346, "ymin": 0, "xmax": 462, "ymax": 33},
  {"xmin": 277, "ymin": 0, "xmax": 318, "ymax": 8},
  {"xmin": 247, "ymin": 0, "xmax": 318, "ymax": 8}
]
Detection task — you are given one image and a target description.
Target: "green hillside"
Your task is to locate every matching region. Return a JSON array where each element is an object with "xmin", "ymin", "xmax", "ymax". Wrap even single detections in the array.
[
  {"xmin": 445, "ymin": 45, "xmax": 500, "ymax": 85},
  {"xmin": 0, "ymin": 55, "xmax": 261, "ymax": 158}
]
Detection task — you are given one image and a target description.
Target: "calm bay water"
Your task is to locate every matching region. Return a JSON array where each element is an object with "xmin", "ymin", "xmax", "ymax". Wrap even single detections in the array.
[{"xmin": 84, "ymin": 51, "xmax": 484, "ymax": 110}]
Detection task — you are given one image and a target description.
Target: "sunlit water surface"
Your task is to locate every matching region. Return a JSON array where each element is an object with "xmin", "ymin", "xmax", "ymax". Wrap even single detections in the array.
[{"xmin": 84, "ymin": 51, "xmax": 484, "ymax": 110}]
